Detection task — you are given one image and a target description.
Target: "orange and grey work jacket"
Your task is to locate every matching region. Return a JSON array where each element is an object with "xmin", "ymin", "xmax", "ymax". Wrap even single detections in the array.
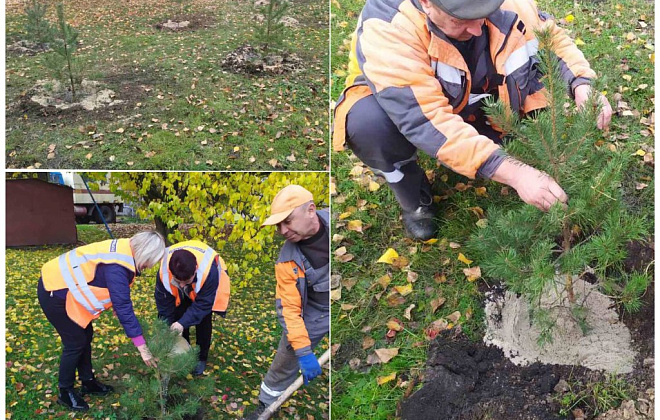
[
  {"xmin": 158, "ymin": 240, "xmax": 231, "ymax": 313},
  {"xmin": 333, "ymin": 0, "xmax": 596, "ymax": 179},
  {"xmin": 41, "ymin": 239, "xmax": 136, "ymax": 329},
  {"xmin": 275, "ymin": 209, "xmax": 330, "ymax": 357}
]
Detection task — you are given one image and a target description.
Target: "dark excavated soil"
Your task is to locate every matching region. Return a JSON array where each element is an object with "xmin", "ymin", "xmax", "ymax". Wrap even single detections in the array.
[{"xmin": 400, "ymin": 239, "xmax": 654, "ymax": 420}]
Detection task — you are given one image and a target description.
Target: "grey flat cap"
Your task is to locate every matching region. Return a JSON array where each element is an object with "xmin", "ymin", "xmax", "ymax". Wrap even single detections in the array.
[{"xmin": 430, "ymin": 0, "xmax": 505, "ymax": 19}]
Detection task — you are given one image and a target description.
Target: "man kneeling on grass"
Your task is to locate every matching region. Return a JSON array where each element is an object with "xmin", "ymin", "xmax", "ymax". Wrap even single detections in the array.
[{"xmin": 333, "ymin": 0, "xmax": 612, "ymax": 240}]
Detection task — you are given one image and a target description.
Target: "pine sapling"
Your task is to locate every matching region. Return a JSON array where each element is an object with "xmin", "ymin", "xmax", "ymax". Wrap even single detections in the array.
[
  {"xmin": 44, "ymin": 3, "xmax": 81, "ymax": 101},
  {"xmin": 255, "ymin": 0, "xmax": 289, "ymax": 53},
  {"xmin": 119, "ymin": 318, "xmax": 212, "ymax": 420},
  {"xmin": 24, "ymin": 0, "xmax": 53, "ymax": 46},
  {"xmin": 468, "ymin": 29, "xmax": 648, "ymax": 345}
]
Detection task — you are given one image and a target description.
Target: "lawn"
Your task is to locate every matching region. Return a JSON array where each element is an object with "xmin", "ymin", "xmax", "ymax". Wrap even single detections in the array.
[
  {"xmin": 6, "ymin": 224, "xmax": 329, "ymax": 419},
  {"xmin": 330, "ymin": 0, "xmax": 654, "ymax": 418},
  {"xmin": 6, "ymin": 0, "xmax": 328, "ymax": 170}
]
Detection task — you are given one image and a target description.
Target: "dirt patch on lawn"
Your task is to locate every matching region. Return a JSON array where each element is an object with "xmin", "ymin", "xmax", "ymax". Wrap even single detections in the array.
[
  {"xmin": 399, "ymin": 329, "xmax": 652, "ymax": 420},
  {"xmin": 7, "ymin": 70, "xmax": 156, "ymax": 123},
  {"xmin": 221, "ymin": 44, "xmax": 304, "ymax": 75},
  {"xmin": 6, "ymin": 40, "xmax": 51, "ymax": 56},
  {"xmin": 154, "ymin": 13, "xmax": 216, "ymax": 31}
]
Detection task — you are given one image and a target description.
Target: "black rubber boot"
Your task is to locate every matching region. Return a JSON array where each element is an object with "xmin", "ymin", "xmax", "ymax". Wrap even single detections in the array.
[
  {"xmin": 193, "ymin": 360, "xmax": 206, "ymax": 376},
  {"xmin": 81, "ymin": 379, "xmax": 114, "ymax": 396},
  {"xmin": 401, "ymin": 203, "xmax": 436, "ymax": 241},
  {"xmin": 57, "ymin": 388, "xmax": 89, "ymax": 411},
  {"xmin": 243, "ymin": 401, "xmax": 267, "ymax": 420},
  {"xmin": 385, "ymin": 161, "xmax": 438, "ymax": 240}
]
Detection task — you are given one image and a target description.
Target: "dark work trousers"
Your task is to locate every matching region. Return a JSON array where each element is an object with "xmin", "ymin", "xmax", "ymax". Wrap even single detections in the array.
[
  {"xmin": 174, "ymin": 298, "xmax": 213, "ymax": 362},
  {"xmin": 346, "ymin": 94, "xmax": 433, "ymax": 212},
  {"xmin": 258, "ymin": 332, "xmax": 327, "ymax": 406},
  {"xmin": 38, "ymin": 279, "xmax": 94, "ymax": 389}
]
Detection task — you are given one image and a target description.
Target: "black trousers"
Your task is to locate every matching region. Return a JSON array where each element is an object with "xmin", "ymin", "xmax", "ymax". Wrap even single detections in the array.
[
  {"xmin": 38, "ymin": 279, "xmax": 94, "ymax": 389},
  {"xmin": 346, "ymin": 94, "xmax": 433, "ymax": 211},
  {"xmin": 173, "ymin": 299, "xmax": 213, "ymax": 362}
]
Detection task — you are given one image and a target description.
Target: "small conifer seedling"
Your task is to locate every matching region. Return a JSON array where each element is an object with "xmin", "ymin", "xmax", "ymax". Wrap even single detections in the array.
[{"xmin": 468, "ymin": 29, "xmax": 648, "ymax": 345}]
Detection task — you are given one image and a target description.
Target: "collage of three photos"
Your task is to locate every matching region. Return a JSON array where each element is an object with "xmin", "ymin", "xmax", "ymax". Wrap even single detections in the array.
[{"xmin": 4, "ymin": 0, "xmax": 655, "ymax": 418}]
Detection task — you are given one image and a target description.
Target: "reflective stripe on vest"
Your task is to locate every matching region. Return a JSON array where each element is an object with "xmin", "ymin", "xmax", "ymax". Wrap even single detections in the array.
[
  {"xmin": 160, "ymin": 242, "xmax": 218, "ymax": 300},
  {"xmin": 61, "ymin": 245, "xmax": 133, "ymax": 314},
  {"xmin": 43, "ymin": 239, "xmax": 135, "ymax": 320},
  {"xmin": 504, "ymin": 39, "xmax": 539, "ymax": 76},
  {"xmin": 194, "ymin": 247, "xmax": 216, "ymax": 294},
  {"xmin": 431, "ymin": 60, "xmax": 463, "ymax": 85}
]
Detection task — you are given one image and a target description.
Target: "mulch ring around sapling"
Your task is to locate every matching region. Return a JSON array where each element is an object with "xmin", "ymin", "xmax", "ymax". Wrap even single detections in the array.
[
  {"xmin": 6, "ymin": 40, "xmax": 51, "ymax": 56},
  {"xmin": 17, "ymin": 79, "xmax": 124, "ymax": 113},
  {"xmin": 154, "ymin": 13, "xmax": 216, "ymax": 31},
  {"xmin": 221, "ymin": 44, "xmax": 304, "ymax": 75},
  {"xmin": 7, "ymin": 70, "xmax": 154, "ymax": 122}
]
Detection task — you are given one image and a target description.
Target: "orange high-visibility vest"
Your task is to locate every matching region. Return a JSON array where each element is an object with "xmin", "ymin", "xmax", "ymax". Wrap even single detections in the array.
[
  {"xmin": 158, "ymin": 240, "xmax": 230, "ymax": 313},
  {"xmin": 41, "ymin": 239, "xmax": 136, "ymax": 328}
]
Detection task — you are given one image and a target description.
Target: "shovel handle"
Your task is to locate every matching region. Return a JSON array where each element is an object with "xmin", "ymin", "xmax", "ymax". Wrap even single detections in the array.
[{"xmin": 257, "ymin": 349, "xmax": 331, "ymax": 420}]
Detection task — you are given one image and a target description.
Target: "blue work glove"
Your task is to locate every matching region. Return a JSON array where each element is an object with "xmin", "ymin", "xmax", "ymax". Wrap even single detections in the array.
[{"xmin": 297, "ymin": 353, "xmax": 322, "ymax": 385}]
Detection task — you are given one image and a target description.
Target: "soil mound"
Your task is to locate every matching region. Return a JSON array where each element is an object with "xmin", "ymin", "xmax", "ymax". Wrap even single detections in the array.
[
  {"xmin": 484, "ymin": 277, "xmax": 637, "ymax": 373},
  {"xmin": 7, "ymin": 40, "xmax": 50, "ymax": 56},
  {"xmin": 400, "ymin": 331, "xmax": 585, "ymax": 420},
  {"xmin": 220, "ymin": 44, "xmax": 303, "ymax": 75},
  {"xmin": 28, "ymin": 79, "xmax": 124, "ymax": 111}
]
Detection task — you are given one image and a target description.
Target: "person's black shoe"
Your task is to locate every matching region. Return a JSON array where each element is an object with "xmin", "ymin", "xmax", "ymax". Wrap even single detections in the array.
[
  {"xmin": 402, "ymin": 204, "xmax": 436, "ymax": 240},
  {"xmin": 81, "ymin": 379, "xmax": 114, "ymax": 396},
  {"xmin": 243, "ymin": 401, "xmax": 267, "ymax": 420},
  {"xmin": 193, "ymin": 360, "xmax": 206, "ymax": 376},
  {"xmin": 57, "ymin": 388, "xmax": 89, "ymax": 411}
]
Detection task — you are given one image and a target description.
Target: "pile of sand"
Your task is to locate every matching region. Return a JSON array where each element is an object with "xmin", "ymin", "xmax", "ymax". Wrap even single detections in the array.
[{"xmin": 484, "ymin": 275, "xmax": 637, "ymax": 373}]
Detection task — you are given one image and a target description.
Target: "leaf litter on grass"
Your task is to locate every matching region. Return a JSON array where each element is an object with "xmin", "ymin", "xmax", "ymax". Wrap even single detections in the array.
[
  {"xmin": 6, "ymin": 225, "xmax": 328, "ymax": 419},
  {"xmin": 331, "ymin": 1, "xmax": 654, "ymax": 416},
  {"xmin": 6, "ymin": 0, "xmax": 328, "ymax": 170}
]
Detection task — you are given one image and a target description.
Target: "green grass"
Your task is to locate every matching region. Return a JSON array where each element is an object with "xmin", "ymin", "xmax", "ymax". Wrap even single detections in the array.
[
  {"xmin": 6, "ymin": 0, "xmax": 329, "ymax": 170},
  {"xmin": 557, "ymin": 374, "xmax": 634, "ymax": 417},
  {"xmin": 6, "ymin": 225, "xmax": 328, "ymax": 419},
  {"xmin": 330, "ymin": 0, "xmax": 654, "ymax": 418}
]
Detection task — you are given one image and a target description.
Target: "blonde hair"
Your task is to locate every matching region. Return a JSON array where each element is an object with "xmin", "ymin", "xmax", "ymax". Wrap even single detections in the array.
[{"xmin": 130, "ymin": 231, "xmax": 166, "ymax": 269}]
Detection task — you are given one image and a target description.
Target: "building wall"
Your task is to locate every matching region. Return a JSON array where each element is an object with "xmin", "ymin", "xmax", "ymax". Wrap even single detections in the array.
[{"xmin": 6, "ymin": 179, "xmax": 77, "ymax": 246}]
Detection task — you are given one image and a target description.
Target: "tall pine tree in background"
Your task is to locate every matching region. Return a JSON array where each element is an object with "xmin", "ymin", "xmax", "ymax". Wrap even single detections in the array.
[
  {"xmin": 119, "ymin": 319, "xmax": 212, "ymax": 420},
  {"xmin": 468, "ymin": 29, "xmax": 648, "ymax": 345}
]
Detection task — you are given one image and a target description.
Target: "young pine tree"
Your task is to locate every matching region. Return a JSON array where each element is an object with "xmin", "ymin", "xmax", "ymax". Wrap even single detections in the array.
[
  {"xmin": 119, "ymin": 318, "xmax": 211, "ymax": 420},
  {"xmin": 43, "ymin": 3, "xmax": 82, "ymax": 101},
  {"xmin": 255, "ymin": 0, "xmax": 289, "ymax": 53},
  {"xmin": 24, "ymin": 0, "xmax": 53, "ymax": 46},
  {"xmin": 468, "ymin": 29, "xmax": 647, "ymax": 345}
]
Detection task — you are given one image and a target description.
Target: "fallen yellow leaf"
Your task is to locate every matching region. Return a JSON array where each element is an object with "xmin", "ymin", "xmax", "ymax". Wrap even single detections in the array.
[
  {"xmin": 457, "ymin": 253, "xmax": 473, "ymax": 265},
  {"xmin": 377, "ymin": 372, "xmax": 397, "ymax": 385},
  {"xmin": 395, "ymin": 284, "xmax": 413, "ymax": 296},
  {"xmin": 463, "ymin": 266, "xmax": 482, "ymax": 282},
  {"xmin": 386, "ymin": 319, "xmax": 403, "ymax": 331},
  {"xmin": 377, "ymin": 248, "xmax": 399, "ymax": 264},
  {"xmin": 374, "ymin": 347, "xmax": 399, "ymax": 363}
]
